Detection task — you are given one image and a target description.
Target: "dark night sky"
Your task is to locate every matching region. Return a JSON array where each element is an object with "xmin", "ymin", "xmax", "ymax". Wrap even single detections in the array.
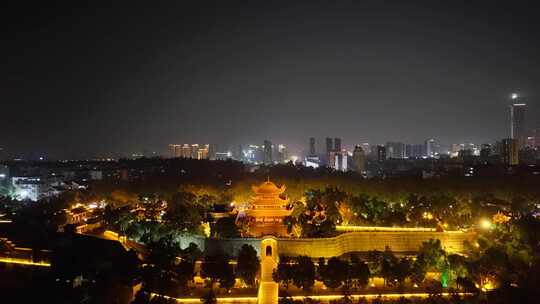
[{"xmin": 2, "ymin": 1, "xmax": 540, "ymax": 159}]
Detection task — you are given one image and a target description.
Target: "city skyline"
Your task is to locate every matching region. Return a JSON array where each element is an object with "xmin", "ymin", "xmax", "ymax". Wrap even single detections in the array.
[{"xmin": 2, "ymin": 2, "xmax": 540, "ymax": 159}]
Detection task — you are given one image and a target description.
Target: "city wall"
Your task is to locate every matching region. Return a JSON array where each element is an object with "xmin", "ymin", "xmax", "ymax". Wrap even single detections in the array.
[
  {"xmin": 179, "ymin": 231, "xmax": 475, "ymax": 258},
  {"xmin": 277, "ymin": 231, "xmax": 475, "ymax": 258}
]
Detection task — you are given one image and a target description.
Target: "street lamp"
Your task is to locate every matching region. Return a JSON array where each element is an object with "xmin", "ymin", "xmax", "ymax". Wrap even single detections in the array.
[{"xmin": 480, "ymin": 218, "xmax": 493, "ymax": 230}]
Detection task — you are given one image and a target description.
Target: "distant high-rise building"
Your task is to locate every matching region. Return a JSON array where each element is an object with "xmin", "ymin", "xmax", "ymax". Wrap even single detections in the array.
[
  {"xmin": 277, "ymin": 144, "xmax": 287, "ymax": 163},
  {"xmin": 328, "ymin": 150, "xmax": 348, "ymax": 171},
  {"xmin": 510, "ymin": 94, "xmax": 527, "ymax": 148},
  {"xmin": 234, "ymin": 145, "xmax": 243, "ymax": 161},
  {"xmin": 169, "ymin": 144, "xmax": 210, "ymax": 159},
  {"xmin": 425, "ymin": 139, "xmax": 436, "ymax": 158},
  {"xmin": 326, "ymin": 137, "xmax": 333, "ymax": 154},
  {"xmin": 405, "ymin": 144, "xmax": 424, "ymax": 158},
  {"xmin": 480, "ymin": 144, "xmax": 492, "ymax": 162},
  {"xmin": 502, "ymin": 138, "xmax": 519, "ymax": 166},
  {"xmin": 385, "ymin": 142, "xmax": 405, "ymax": 159},
  {"xmin": 325, "ymin": 137, "xmax": 333, "ymax": 166},
  {"xmin": 215, "ymin": 151, "xmax": 232, "ymax": 160},
  {"xmin": 190, "ymin": 144, "xmax": 199, "ymax": 158},
  {"xmin": 263, "ymin": 140, "xmax": 273, "ymax": 165},
  {"xmin": 342, "ymin": 151, "xmax": 348, "ymax": 171},
  {"xmin": 196, "ymin": 144, "xmax": 210, "ymax": 159},
  {"xmin": 309, "ymin": 137, "xmax": 316, "ymax": 156},
  {"xmin": 169, "ymin": 144, "xmax": 181, "ymax": 158},
  {"xmin": 243, "ymin": 144, "xmax": 264, "ymax": 163},
  {"xmin": 181, "ymin": 144, "xmax": 191, "ymax": 158},
  {"xmin": 328, "ymin": 151, "xmax": 338, "ymax": 170},
  {"xmin": 376, "ymin": 145, "xmax": 386, "ymax": 162},
  {"xmin": 360, "ymin": 143, "xmax": 370, "ymax": 155},
  {"xmin": 352, "ymin": 145, "xmax": 366, "ymax": 174},
  {"xmin": 304, "ymin": 156, "xmax": 320, "ymax": 168},
  {"xmin": 208, "ymin": 144, "xmax": 216, "ymax": 160},
  {"xmin": 334, "ymin": 137, "xmax": 342, "ymax": 152}
]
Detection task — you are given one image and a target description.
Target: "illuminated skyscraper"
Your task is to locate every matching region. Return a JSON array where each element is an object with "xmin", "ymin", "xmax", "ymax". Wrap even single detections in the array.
[
  {"xmin": 385, "ymin": 142, "xmax": 405, "ymax": 159},
  {"xmin": 180, "ymin": 144, "xmax": 191, "ymax": 158},
  {"xmin": 405, "ymin": 144, "xmax": 424, "ymax": 158},
  {"xmin": 309, "ymin": 137, "xmax": 316, "ymax": 156},
  {"xmin": 325, "ymin": 137, "xmax": 333, "ymax": 154},
  {"xmin": 196, "ymin": 144, "xmax": 210, "ymax": 159},
  {"xmin": 328, "ymin": 150, "xmax": 348, "ymax": 171},
  {"xmin": 425, "ymin": 139, "xmax": 436, "ymax": 158},
  {"xmin": 376, "ymin": 145, "xmax": 386, "ymax": 162},
  {"xmin": 325, "ymin": 137, "xmax": 333, "ymax": 166},
  {"xmin": 502, "ymin": 138, "xmax": 519, "ymax": 166},
  {"xmin": 352, "ymin": 145, "xmax": 366, "ymax": 174},
  {"xmin": 480, "ymin": 144, "xmax": 492, "ymax": 162},
  {"xmin": 510, "ymin": 94, "xmax": 527, "ymax": 148},
  {"xmin": 208, "ymin": 144, "xmax": 216, "ymax": 160},
  {"xmin": 169, "ymin": 144, "xmax": 181, "ymax": 158},
  {"xmin": 334, "ymin": 137, "xmax": 342, "ymax": 152},
  {"xmin": 263, "ymin": 140, "xmax": 273, "ymax": 165},
  {"xmin": 277, "ymin": 144, "xmax": 287, "ymax": 163},
  {"xmin": 360, "ymin": 142, "xmax": 370, "ymax": 155},
  {"xmin": 190, "ymin": 144, "xmax": 199, "ymax": 158}
]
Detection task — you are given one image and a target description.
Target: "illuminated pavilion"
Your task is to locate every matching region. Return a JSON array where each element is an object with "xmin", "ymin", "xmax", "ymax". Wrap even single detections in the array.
[{"xmin": 246, "ymin": 180, "xmax": 291, "ymax": 236}]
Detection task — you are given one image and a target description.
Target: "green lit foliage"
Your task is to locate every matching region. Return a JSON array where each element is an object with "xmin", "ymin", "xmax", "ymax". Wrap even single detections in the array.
[{"xmin": 412, "ymin": 239, "xmax": 447, "ymax": 284}]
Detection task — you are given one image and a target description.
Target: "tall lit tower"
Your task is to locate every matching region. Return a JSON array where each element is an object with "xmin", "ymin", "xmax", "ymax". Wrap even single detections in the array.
[
  {"xmin": 424, "ymin": 139, "xmax": 436, "ymax": 158},
  {"xmin": 309, "ymin": 137, "xmax": 316, "ymax": 156},
  {"xmin": 325, "ymin": 137, "xmax": 333, "ymax": 154},
  {"xmin": 376, "ymin": 145, "xmax": 386, "ymax": 162},
  {"xmin": 334, "ymin": 137, "xmax": 342, "ymax": 152},
  {"xmin": 325, "ymin": 137, "xmax": 333, "ymax": 166},
  {"xmin": 502, "ymin": 138, "xmax": 519, "ymax": 166},
  {"xmin": 263, "ymin": 140, "xmax": 273, "ymax": 165},
  {"xmin": 352, "ymin": 145, "xmax": 366, "ymax": 174},
  {"xmin": 510, "ymin": 93, "xmax": 527, "ymax": 148}
]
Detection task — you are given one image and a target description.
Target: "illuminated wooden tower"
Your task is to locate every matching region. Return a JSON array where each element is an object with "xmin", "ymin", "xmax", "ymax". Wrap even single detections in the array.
[{"xmin": 246, "ymin": 179, "xmax": 291, "ymax": 236}]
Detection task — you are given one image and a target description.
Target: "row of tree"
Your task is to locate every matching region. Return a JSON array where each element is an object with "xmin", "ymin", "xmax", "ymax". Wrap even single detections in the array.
[
  {"xmin": 140, "ymin": 239, "xmax": 259, "ymax": 297},
  {"xmin": 273, "ymin": 239, "xmax": 475, "ymax": 293}
]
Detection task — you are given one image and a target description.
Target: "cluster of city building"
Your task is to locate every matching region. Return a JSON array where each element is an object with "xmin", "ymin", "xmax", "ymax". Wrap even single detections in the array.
[
  {"xmin": 166, "ymin": 94, "xmax": 538, "ymax": 175},
  {"xmin": 1, "ymin": 94, "xmax": 538, "ymax": 203},
  {"xmin": 168, "ymin": 142, "xmax": 291, "ymax": 165}
]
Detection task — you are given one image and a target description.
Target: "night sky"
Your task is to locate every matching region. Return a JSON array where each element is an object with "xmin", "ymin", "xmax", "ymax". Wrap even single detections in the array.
[{"xmin": 2, "ymin": 1, "xmax": 540, "ymax": 159}]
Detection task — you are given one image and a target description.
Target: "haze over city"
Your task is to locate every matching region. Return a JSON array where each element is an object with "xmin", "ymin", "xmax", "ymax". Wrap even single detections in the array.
[{"xmin": 2, "ymin": 1, "xmax": 540, "ymax": 159}]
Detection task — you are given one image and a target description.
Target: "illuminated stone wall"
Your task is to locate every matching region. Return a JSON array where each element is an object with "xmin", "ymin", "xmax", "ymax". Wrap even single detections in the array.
[
  {"xmin": 180, "ymin": 231, "xmax": 475, "ymax": 258},
  {"xmin": 277, "ymin": 231, "xmax": 475, "ymax": 258}
]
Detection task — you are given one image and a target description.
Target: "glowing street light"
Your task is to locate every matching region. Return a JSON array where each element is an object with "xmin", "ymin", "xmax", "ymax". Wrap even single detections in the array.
[{"xmin": 480, "ymin": 218, "xmax": 493, "ymax": 230}]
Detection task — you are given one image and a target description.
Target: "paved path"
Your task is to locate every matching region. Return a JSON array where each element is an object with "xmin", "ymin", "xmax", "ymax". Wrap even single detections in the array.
[{"xmin": 258, "ymin": 238, "xmax": 279, "ymax": 304}]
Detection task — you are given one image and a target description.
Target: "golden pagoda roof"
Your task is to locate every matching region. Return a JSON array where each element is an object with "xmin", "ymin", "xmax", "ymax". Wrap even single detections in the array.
[{"xmin": 252, "ymin": 180, "xmax": 286, "ymax": 195}]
